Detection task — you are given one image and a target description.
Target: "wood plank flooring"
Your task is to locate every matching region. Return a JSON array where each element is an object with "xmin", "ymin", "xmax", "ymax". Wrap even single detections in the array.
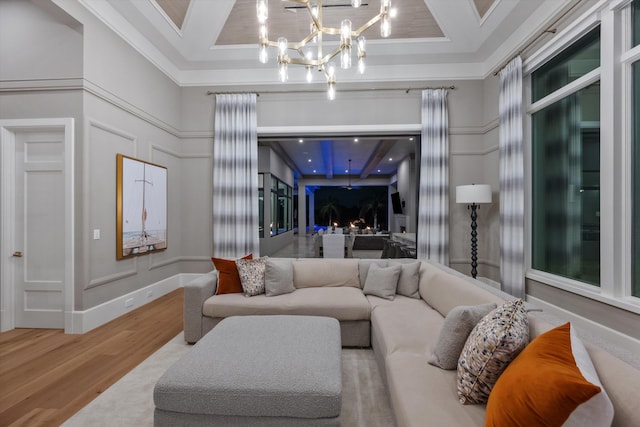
[{"xmin": 0, "ymin": 288, "xmax": 184, "ymax": 427}]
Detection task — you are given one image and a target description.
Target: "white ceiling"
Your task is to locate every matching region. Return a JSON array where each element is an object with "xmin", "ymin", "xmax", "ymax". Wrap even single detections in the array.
[
  {"xmin": 73, "ymin": 0, "xmax": 576, "ymax": 179},
  {"xmin": 77, "ymin": 0, "xmax": 576, "ymax": 88},
  {"xmin": 261, "ymin": 134, "xmax": 417, "ymax": 179}
]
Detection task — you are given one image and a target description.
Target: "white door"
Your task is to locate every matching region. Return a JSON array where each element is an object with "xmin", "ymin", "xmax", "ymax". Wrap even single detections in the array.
[{"xmin": 12, "ymin": 128, "xmax": 66, "ymax": 328}]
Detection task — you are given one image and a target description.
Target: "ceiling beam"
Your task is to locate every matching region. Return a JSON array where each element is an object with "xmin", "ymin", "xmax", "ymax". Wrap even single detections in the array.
[
  {"xmin": 321, "ymin": 140, "xmax": 334, "ymax": 179},
  {"xmin": 360, "ymin": 139, "xmax": 396, "ymax": 179}
]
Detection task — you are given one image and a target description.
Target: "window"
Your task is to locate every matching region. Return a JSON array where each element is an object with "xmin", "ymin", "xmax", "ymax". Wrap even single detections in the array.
[
  {"xmin": 633, "ymin": 0, "xmax": 640, "ymax": 297},
  {"xmin": 634, "ymin": 0, "xmax": 640, "ymax": 47},
  {"xmin": 634, "ymin": 61, "xmax": 640, "ymax": 297},
  {"xmin": 270, "ymin": 175, "xmax": 292, "ymax": 236},
  {"xmin": 531, "ymin": 28, "xmax": 601, "ymax": 286},
  {"xmin": 532, "ymin": 28, "xmax": 600, "ymax": 103}
]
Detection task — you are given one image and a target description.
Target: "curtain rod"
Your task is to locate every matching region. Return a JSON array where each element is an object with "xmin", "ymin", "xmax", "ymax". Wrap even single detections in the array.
[
  {"xmin": 206, "ymin": 86, "xmax": 455, "ymax": 96},
  {"xmin": 492, "ymin": 0, "xmax": 583, "ymax": 76}
]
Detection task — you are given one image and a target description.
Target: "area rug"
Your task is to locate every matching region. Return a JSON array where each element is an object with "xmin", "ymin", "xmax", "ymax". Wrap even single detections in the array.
[{"xmin": 62, "ymin": 332, "xmax": 395, "ymax": 427}]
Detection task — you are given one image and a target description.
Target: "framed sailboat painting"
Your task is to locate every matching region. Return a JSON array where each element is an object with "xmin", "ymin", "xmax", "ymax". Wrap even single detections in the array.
[{"xmin": 116, "ymin": 154, "xmax": 168, "ymax": 260}]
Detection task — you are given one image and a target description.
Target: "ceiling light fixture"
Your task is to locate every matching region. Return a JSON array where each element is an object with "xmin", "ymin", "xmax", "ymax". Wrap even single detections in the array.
[{"xmin": 256, "ymin": 0, "xmax": 395, "ymax": 100}]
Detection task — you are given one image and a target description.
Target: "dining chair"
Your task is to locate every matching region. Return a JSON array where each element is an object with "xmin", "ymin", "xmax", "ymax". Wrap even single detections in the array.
[{"xmin": 322, "ymin": 234, "xmax": 346, "ymax": 258}]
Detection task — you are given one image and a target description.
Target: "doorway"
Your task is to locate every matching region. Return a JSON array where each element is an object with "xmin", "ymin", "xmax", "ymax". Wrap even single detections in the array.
[{"xmin": 0, "ymin": 118, "xmax": 74, "ymax": 332}]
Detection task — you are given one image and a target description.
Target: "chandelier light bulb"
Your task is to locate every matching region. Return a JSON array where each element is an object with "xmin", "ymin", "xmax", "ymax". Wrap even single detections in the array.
[
  {"xmin": 341, "ymin": 19, "xmax": 352, "ymax": 42},
  {"xmin": 341, "ymin": 47, "xmax": 351, "ymax": 69},
  {"xmin": 258, "ymin": 24, "xmax": 268, "ymax": 63},
  {"xmin": 256, "ymin": 0, "xmax": 268, "ymax": 24},
  {"xmin": 381, "ymin": 15, "xmax": 391, "ymax": 38},
  {"xmin": 358, "ymin": 56, "xmax": 365, "ymax": 74},
  {"xmin": 278, "ymin": 37, "xmax": 287, "ymax": 55},
  {"xmin": 357, "ymin": 35, "xmax": 366, "ymax": 52},
  {"xmin": 328, "ymin": 81, "xmax": 336, "ymax": 100},
  {"xmin": 309, "ymin": 3, "xmax": 318, "ymax": 43},
  {"xmin": 340, "ymin": 19, "xmax": 352, "ymax": 69},
  {"xmin": 259, "ymin": 45, "xmax": 268, "ymax": 64},
  {"xmin": 326, "ymin": 61, "xmax": 336, "ymax": 79},
  {"xmin": 278, "ymin": 62, "xmax": 288, "ymax": 82}
]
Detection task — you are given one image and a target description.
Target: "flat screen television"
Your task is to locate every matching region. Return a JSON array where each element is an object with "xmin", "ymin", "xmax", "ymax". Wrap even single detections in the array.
[{"xmin": 391, "ymin": 192, "xmax": 403, "ymax": 214}]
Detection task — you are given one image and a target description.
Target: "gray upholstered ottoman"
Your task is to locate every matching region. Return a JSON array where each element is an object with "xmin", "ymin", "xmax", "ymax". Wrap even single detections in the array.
[{"xmin": 154, "ymin": 315, "xmax": 342, "ymax": 426}]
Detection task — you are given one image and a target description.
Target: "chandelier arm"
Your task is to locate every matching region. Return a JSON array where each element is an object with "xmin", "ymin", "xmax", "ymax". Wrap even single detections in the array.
[
  {"xmin": 308, "ymin": 6, "xmax": 322, "ymax": 35},
  {"xmin": 319, "ymin": 46, "xmax": 342, "ymax": 66},
  {"xmin": 354, "ymin": 15, "xmax": 383, "ymax": 36},
  {"xmin": 289, "ymin": 57, "xmax": 318, "ymax": 67}
]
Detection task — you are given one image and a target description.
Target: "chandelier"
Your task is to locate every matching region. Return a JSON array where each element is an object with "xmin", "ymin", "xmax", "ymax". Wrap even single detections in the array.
[{"xmin": 256, "ymin": 0, "xmax": 395, "ymax": 100}]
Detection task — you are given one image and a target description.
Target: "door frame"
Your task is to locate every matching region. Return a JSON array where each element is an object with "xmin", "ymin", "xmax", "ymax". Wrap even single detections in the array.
[{"xmin": 0, "ymin": 118, "xmax": 75, "ymax": 333}]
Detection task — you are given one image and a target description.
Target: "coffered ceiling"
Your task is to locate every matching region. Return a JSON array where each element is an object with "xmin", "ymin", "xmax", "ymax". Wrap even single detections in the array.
[
  {"xmin": 77, "ymin": 0, "xmax": 577, "ymax": 88},
  {"xmin": 72, "ymin": 0, "xmax": 579, "ymax": 179}
]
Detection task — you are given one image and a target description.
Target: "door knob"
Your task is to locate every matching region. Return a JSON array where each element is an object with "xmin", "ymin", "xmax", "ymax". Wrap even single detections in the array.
[{"xmin": 13, "ymin": 251, "xmax": 22, "ymax": 257}]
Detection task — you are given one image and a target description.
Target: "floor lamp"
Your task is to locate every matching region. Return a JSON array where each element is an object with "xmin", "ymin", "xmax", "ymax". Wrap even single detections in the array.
[{"xmin": 456, "ymin": 184, "xmax": 492, "ymax": 278}]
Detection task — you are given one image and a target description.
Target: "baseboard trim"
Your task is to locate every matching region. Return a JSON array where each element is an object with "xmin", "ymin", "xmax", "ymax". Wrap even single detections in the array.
[
  {"xmin": 526, "ymin": 295, "xmax": 640, "ymax": 362},
  {"xmin": 67, "ymin": 273, "xmax": 200, "ymax": 334}
]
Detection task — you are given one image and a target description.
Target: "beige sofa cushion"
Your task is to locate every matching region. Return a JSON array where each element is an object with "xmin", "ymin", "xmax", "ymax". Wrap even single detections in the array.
[
  {"xmin": 419, "ymin": 263, "xmax": 504, "ymax": 317},
  {"xmin": 369, "ymin": 296, "xmax": 442, "ymax": 357},
  {"xmin": 203, "ymin": 287, "xmax": 370, "ymax": 321},
  {"xmin": 292, "ymin": 259, "xmax": 360, "ymax": 288},
  {"xmin": 385, "ymin": 352, "xmax": 486, "ymax": 427}
]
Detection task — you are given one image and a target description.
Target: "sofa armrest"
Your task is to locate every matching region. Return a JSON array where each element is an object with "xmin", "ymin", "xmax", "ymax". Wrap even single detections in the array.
[{"xmin": 183, "ymin": 271, "xmax": 218, "ymax": 343}]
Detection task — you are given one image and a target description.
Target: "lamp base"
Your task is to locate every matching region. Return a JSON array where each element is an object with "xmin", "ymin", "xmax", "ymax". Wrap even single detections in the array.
[{"xmin": 469, "ymin": 204, "xmax": 478, "ymax": 279}]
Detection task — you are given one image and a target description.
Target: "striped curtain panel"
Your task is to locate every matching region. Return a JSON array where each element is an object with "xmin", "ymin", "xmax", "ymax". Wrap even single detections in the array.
[
  {"xmin": 417, "ymin": 89, "xmax": 450, "ymax": 264},
  {"xmin": 499, "ymin": 56, "xmax": 525, "ymax": 298},
  {"xmin": 212, "ymin": 94, "xmax": 260, "ymax": 258}
]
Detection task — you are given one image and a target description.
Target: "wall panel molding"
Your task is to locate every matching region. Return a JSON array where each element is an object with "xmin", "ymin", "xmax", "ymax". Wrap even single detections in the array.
[
  {"xmin": 86, "ymin": 259, "xmax": 138, "ymax": 289},
  {"xmin": 84, "ymin": 118, "xmax": 138, "ymax": 291}
]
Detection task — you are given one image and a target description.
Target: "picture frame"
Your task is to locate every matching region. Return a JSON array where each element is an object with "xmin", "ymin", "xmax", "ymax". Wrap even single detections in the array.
[{"xmin": 116, "ymin": 154, "xmax": 168, "ymax": 260}]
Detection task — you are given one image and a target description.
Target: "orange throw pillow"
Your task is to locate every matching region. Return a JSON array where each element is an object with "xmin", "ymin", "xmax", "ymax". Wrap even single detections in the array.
[
  {"xmin": 211, "ymin": 254, "xmax": 252, "ymax": 295},
  {"xmin": 485, "ymin": 322, "xmax": 613, "ymax": 427}
]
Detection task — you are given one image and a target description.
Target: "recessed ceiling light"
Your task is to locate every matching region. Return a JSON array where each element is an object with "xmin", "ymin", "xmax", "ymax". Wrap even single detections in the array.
[
  {"xmin": 389, "ymin": 157, "xmax": 393, "ymax": 161},
  {"xmin": 409, "ymin": 137, "xmax": 414, "ymax": 141},
  {"xmin": 308, "ymin": 159, "xmax": 312, "ymax": 163},
  {"xmin": 299, "ymin": 139, "xmax": 303, "ymax": 143},
  {"xmin": 313, "ymin": 169, "xmax": 316, "ymax": 173},
  {"xmin": 377, "ymin": 169, "xmax": 381, "ymax": 173},
  {"xmin": 354, "ymin": 138, "xmax": 359, "ymax": 142}
]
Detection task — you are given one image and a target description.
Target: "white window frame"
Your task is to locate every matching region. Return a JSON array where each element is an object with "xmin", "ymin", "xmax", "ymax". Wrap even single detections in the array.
[{"xmin": 524, "ymin": 0, "xmax": 640, "ymax": 314}]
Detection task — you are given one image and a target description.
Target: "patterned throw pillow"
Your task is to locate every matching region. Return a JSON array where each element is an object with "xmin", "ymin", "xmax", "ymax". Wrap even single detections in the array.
[
  {"xmin": 457, "ymin": 299, "xmax": 529, "ymax": 404},
  {"xmin": 235, "ymin": 257, "xmax": 267, "ymax": 296}
]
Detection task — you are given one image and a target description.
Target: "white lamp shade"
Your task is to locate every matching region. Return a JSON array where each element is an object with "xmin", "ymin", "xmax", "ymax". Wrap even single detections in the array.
[{"xmin": 456, "ymin": 184, "xmax": 492, "ymax": 204}]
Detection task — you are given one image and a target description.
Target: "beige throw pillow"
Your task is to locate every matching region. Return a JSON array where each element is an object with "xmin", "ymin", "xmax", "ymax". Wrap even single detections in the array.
[
  {"xmin": 394, "ymin": 261, "xmax": 421, "ymax": 299},
  {"xmin": 264, "ymin": 258, "xmax": 295, "ymax": 296},
  {"xmin": 428, "ymin": 303, "xmax": 497, "ymax": 370},
  {"xmin": 362, "ymin": 263, "xmax": 402, "ymax": 300}
]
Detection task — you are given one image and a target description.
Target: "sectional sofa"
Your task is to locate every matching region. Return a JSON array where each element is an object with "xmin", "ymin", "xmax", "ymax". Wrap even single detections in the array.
[{"xmin": 183, "ymin": 258, "xmax": 639, "ymax": 426}]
